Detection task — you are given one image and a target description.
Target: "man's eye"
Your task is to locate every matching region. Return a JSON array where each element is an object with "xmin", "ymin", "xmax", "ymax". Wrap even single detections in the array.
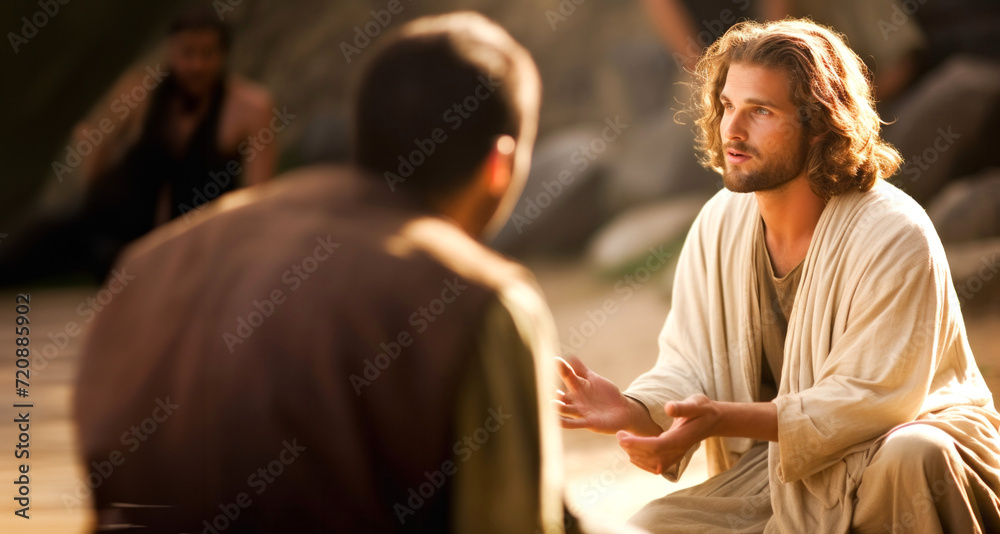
[
  {"xmin": 755, "ymin": 108, "xmax": 771, "ymax": 115},
  {"xmin": 723, "ymin": 103, "xmax": 733, "ymax": 111}
]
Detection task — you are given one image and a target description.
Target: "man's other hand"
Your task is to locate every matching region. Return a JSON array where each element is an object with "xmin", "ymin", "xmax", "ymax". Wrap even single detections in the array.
[{"xmin": 616, "ymin": 394, "xmax": 718, "ymax": 475}]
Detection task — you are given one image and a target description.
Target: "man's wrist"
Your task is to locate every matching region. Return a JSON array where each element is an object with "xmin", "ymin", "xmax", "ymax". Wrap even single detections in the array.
[
  {"xmin": 709, "ymin": 400, "xmax": 779, "ymax": 442},
  {"xmin": 708, "ymin": 399, "xmax": 728, "ymax": 436},
  {"xmin": 624, "ymin": 396, "xmax": 662, "ymax": 436}
]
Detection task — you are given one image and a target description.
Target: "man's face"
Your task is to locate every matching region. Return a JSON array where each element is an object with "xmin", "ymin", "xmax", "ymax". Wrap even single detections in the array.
[
  {"xmin": 719, "ymin": 62, "xmax": 809, "ymax": 193},
  {"xmin": 167, "ymin": 29, "xmax": 226, "ymax": 97}
]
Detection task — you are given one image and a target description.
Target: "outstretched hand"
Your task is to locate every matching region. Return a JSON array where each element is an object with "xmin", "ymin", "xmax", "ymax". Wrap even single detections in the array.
[
  {"xmin": 553, "ymin": 356, "xmax": 634, "ymax": 434},
  {"xmin": 616, "ymin": 394, "xmax": 719, "ymax": 475}
]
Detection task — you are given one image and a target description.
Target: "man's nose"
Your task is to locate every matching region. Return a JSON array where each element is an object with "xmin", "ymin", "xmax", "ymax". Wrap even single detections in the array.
[{"xmin": 722, "ymin": 111, "xmax": 747, "ymax": 142}]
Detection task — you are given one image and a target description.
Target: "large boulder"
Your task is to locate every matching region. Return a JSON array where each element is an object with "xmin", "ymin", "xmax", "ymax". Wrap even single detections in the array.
[
  {"xmin": 928, "ymin": 169, "xmax": 1000, "ymax": 243},
  {"xmin": 603, "ymin": 106, "xmax": 720, "ymax": 213},
  {"xmin": 587, "ymin": 193, "xmax": 711, "ymax": 283},
  {"xmin": 946, "ymin": 238, "xmax": 1000, "ymax": 313},
  {"xmin": 884, "ymin": 56, "xmax": 1000, "ymax": 206},
  {"xmin": 491, "ymin": 126, "xmax": 611, "ymax": 256}
]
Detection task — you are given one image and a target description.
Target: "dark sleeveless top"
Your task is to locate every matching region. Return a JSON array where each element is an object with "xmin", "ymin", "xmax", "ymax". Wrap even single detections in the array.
[
  {"xmin": 84, "ymin": 73, "xmax": 240, "ymax": 241},
  {"xmin": 0, "ymin": 73, "xmax": 243, "ymax": 285}
]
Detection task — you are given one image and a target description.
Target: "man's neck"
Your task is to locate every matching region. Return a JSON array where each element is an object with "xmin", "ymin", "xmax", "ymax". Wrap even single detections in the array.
[
  {"xmin": 754, "ymin": 175, "xmax": 825, "ymax": 277},
  {"xmin": 428, "ymin": 188, "xmax": 494, "ymax": 240},
  {"xmin": 172, "ymin": 78, "xmax": 218, "ymax": 115}
]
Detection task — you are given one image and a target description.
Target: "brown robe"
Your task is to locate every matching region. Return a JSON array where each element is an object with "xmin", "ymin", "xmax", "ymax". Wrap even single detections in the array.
[{"xmin": 74, "ymin": 166, "xmax": 571, "ymax": 533}]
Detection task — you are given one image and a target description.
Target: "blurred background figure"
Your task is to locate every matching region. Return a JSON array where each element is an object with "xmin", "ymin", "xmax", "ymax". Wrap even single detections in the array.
[
  {"xmin": 0, "ymin": 6, "xmax": 274, "ymax": 285},
  {"xmin": 83, "ymin": 7, "xmax": 276, "ymax": 223}
]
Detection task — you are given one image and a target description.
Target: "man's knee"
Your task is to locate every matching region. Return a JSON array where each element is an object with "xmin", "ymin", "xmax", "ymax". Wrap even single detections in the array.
[{"xmin": 868, "ymin": 424, "xmax": 961, "ymax": 482}]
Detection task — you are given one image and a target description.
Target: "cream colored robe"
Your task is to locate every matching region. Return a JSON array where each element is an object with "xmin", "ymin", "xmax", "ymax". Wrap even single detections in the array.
[{"xmin": 625, "ymin": 179, "xmax": 1000, "ymax": 532}]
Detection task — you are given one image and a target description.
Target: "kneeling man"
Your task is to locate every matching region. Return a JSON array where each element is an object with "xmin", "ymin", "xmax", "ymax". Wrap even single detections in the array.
[{"xmin": 557, "ymin": 19, "xmax": 1000, "ymax": 533}]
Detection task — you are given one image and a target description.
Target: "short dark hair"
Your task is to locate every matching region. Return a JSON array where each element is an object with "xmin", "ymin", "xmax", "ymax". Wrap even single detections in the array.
[
  {"xmin": 168, "ymin": 7, "xmax": 232, "ymax": 51},
  {"xmin": 352, "ymin": 12, "xmax": 540, "ymax": 200}
]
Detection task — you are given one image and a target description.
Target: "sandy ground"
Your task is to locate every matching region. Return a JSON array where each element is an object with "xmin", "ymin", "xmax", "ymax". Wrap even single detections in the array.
[{"xmin": 0, "ymin": 259, "xmax": 997, "ymax": 533}]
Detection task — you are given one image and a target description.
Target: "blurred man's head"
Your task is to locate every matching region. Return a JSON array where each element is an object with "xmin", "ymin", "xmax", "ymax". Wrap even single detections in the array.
[
  {"xmin": 690, "ymin": 19, "xmax": 901, "ymax": 199},
  {"xmin": 352, "ymin": 12, "xmax": 541, "ymax": 237},
  {"xmin": 167, "ymin": 8, "xmax": 231, "ymax": 101}
]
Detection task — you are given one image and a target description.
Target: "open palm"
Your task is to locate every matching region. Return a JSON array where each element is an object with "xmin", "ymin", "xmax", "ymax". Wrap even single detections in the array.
[{"xmin": 553, "ymin": 356, "xmax": 633, "ymax": 434}]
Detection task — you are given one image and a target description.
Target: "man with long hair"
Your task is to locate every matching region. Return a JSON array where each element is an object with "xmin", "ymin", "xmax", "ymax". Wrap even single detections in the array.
[{"xmin": 557, "ymin": 18, "xmax": 1000, "ymax": 532}]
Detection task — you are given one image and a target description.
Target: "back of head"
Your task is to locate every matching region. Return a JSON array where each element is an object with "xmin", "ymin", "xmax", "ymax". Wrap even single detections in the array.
[
  {"xmin": 691, "ymin": 18, "xmax": 902, "ymax": 199},
  {"xmin": 352, "ymin": 12, "xmax": 540, "ymax": 202}
]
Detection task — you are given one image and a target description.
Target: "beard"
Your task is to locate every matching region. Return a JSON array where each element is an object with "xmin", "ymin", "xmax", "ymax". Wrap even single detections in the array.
[{"xmin": 722, "ymin": 138, "xmax": 808, "ymax": 193}]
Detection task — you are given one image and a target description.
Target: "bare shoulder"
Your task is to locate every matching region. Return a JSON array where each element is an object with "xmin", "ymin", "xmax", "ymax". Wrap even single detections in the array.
[
  {"xmin": 224, "ymin": 76, "xmax": 274, "ymax": 138},
  {"xmin": 227, "ymin": 75, "xmax": 273, "ymax": 115}
]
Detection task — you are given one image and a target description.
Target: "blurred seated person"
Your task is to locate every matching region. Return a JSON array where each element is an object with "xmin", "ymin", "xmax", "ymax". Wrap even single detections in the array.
[
  {"xmin": 0, "ymin": 7, "xmax": 274, "ymax": 284},
  {"xmin": 73, "ymin": 12, "xmax": 598, "ymax": 534},
  {"xmin": 81, "ymin": 6, "xmax": 275, "ymax": 222}
]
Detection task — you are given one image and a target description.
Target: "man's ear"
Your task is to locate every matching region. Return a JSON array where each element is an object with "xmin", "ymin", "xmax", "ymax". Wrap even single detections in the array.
[{"xmin": 483, "ymin": 135, "xmax": 516, "ymax": 197}]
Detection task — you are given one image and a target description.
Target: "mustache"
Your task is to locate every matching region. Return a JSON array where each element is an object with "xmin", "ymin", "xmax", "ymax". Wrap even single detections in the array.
[{"xmin": 724, "ymin": 142, "xmax": 758, "ymax": 157}]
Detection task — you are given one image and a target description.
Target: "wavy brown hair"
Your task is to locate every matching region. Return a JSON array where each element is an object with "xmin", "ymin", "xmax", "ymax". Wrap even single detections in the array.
[{"xmin": 689, "ymin": 19, "xmax": 901, "ymax": 199}]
